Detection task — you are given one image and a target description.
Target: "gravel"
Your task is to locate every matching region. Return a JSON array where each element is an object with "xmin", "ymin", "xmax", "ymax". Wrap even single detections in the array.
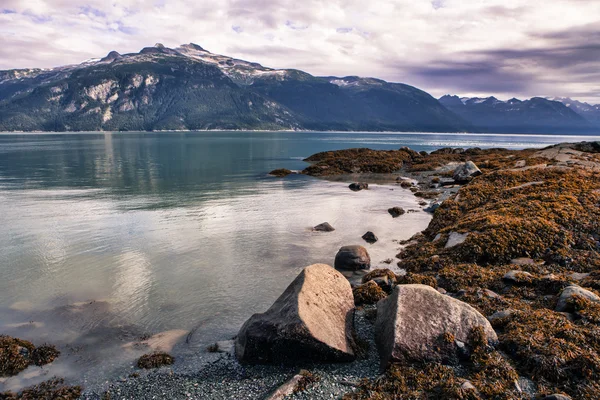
[{"xmin": 81, "ymin": 308, "xmax": 379, "ymax": 400}]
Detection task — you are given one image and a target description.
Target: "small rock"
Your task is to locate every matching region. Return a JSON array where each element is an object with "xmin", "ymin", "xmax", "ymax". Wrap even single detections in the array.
[
  {"xmin": 514, "ymin": 160, "xmax": 526, "ymax": 168},
  {"xmin": 313, "ymin": 222, "xmax": 335, "ymax": 232},
  {"xmin": 569, "ymin": 272, "xmax": 590, "ymax": 281},
  {"xmin": 480, "ymin": 289, "xmax": 501, "ymax": 299},
  {"xmin": 437, "ymin": 287, "xmax": 447, "ymax": 295},
  {"xmin": 461, "ymin": 381, "xmax": 477, "ymax": 391},
  {"xmin": 334, "ymin": 245, "xmax": 371, "ymax": 271},
  {"xmin": 349, "ymin": 182, "xmax": 368, "ymax": 191},
  {"xmin": 556, "ymin": 285, "xmax": 600, "ymax": 312},
  {"xmin": 361, "ymin": 231, "xmax": 378, "ymax": 244},
  {"xmin": 510, "ymin": 257, "xmax": 536, "ymax": 265},
  {"xmin": 503, "ymin": 270, "xmax": 533, "ymax": 283},
  {"xmin": 445, "ymin": 232, "xmax": 469, "ymax": 248},
  {"xmin": 453, "ymin": 161, "xmax": 482, "ymax": 183},
  {"xmin": 488, "ymin": 309, "xmax": 515, "ymax": 323},
  {"xmin": 388, "ymin": 207, "xmax": 405, "ymax": 218}
]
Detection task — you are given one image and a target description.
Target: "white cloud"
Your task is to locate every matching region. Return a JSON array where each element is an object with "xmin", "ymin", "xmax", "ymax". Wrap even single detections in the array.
[{"xmin": 1, "ymin": 0, "xmax": 599, "ymax": 102}]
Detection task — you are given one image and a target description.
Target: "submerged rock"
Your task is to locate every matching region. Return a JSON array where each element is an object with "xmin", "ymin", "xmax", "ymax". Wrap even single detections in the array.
[
  {"xmin": 453, "ymin": 161, "xmax": 482, "ymax": 183},
  {"xmin": 388, "ymin": 207, "xmax": 405, "ymax": 218},
  {"xmin": 362, "ymin": 231, "xmax": 378, "ymax": 244},
  {"xmin": 556, "ymin": 285, "xmax": 600, "ymax": 312},
  {"xmin": 235, "ymin": 264, "xmax": 355, "ymax": 364},
  {"xmin": 349, "ymin": 182, "xmax": 368, "ymax": 191},
  {"xmin": 334, "ymin": 245, "xmax": 371, "ymax": 271},
  {"xmin": 313, "ymin": 222, "xmax": 335, "ymax": 232},
  {"xmin": 374, "ymin": 284, "xmax": 497, "ymax": 368}
]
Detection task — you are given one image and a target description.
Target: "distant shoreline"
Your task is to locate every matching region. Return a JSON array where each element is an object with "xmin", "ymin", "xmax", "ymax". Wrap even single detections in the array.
[{"xmin": 2, "ymin": 130, "xmax": 600, "ymax": 139}]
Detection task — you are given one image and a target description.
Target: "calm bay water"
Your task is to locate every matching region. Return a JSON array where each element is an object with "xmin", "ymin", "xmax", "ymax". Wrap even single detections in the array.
[{"xmin": 1, "ymin": 131, "xmax": 599, "ymax": 390}]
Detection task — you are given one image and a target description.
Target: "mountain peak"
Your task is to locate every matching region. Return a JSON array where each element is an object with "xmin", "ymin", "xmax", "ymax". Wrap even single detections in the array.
[
  {"xmin": 154, "ymin": 43, "xmax": 165, "ymax": 49},
  {"xmin": 101, "ymin": 51, "xmax": 122, "ymax": 62},
  {"xmin": 180, "ymin": 43, "xmax": 206, "ymax": 52}
]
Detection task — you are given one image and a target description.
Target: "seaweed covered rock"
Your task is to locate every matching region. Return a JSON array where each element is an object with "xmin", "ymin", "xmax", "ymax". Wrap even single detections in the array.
[
  {"xmin": 313, "ymin": 222, "xmax": 335, "ymax": 232},
  {"xmin": 353, "ymin": 281, "xmax": 387, "ymax": 306},
  {"xmin": 334, "ymin": 245, "xmax": 371, "ymax": 271},
  {"xmin": 269, "ymin": 168, "xmax": 293, "ymax": 177},
  {"xmin": 555, "ymin": 285, "xmax": 600, "ymax": 312},
  {"xmin": 0, "ymin": 336, "xmax": 35, "ymax": 377},
  {"xmin": 137, "ymin": 351, "xmax": 174, "ymax": 369},
  {"xmin": 375, "ymin": 284, "xmax": 497, "ymax": 368},
  {"xmin": 0, "ymin": 378, "xmax": 82, "ymax": 400},
  {"xmin": 235, "ymin": 264, "xmax": 355, "ymax": 364},
  {"xmin": 349, "ymin": 182, "xmax": 369, "ymax": 191},
  {"xmin": 0, "ymin": 336, "xmax": 59, "ymax": 377},
  {"xmin": 453, "ymin": 161, "xmax": 482, "ymax": 183}
]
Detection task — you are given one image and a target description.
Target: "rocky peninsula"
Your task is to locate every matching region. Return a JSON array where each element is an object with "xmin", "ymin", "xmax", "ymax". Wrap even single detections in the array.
[{"xmin": 3, "ymin": 141, "xmax": 600, "ymax": 399}]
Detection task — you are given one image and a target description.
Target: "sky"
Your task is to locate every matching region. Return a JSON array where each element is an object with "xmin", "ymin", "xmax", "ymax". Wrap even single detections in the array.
[{"xmin": 1, "ymin": 0, "xmax": 599, "ymax": 103}]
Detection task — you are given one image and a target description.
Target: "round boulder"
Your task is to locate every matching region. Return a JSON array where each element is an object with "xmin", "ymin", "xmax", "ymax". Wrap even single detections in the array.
[{"xmin": 334, "ymin": 245, "xmax": 371, "ymax": 271}]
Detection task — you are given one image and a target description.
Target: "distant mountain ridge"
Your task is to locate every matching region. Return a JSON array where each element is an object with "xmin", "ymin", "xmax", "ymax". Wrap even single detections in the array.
[
  {"xmin": 0, "ymin": 43, "xmax": 467, "ymax": 132},
  {"xmin": 0, "ymin": 42, "xmax": 598, "ymax": 134},
  {"xmin": 439, "ymin": 95, "xmax": 598, "ymax": 134}
]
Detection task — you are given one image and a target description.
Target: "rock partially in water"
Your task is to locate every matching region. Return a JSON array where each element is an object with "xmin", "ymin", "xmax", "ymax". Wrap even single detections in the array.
[
  {"xmin": 349, "ymin": 182, "xmax": 369, "ymax": 191},
  {"xmin": 313, "ymin": 222, "xmax": 335, "ymax": 232},
  {"xmin": 387, "ymin": 207, "xmax": 405, "ymax": 218},
  {"xmin": 0, "ymin": 335, "xmax": 59, "ymax": 377},
  {"xmin": 375, "ymin": 284, "xmax": 497, "ymax": 368},
  {"xmin": 556, "ymin": 285, "xmax": 600, "ymax": 312},
  {"xmin": 453, "ymin": 161, "xmax": 482, "ymax": 183},
  {"xmin": 361, "ymin": 231, "xmax": 378, "ymax": 244},
  {"xmin": 235, "ymin": 264, "xmax": 355, "ymax": 364},
  {"xmin": 334, "ymin": 245, "xmax": 371, "ymax": 271},
  {"xmin": 269, "ymin": 169, "xmax": 293, "ymax": 177}
]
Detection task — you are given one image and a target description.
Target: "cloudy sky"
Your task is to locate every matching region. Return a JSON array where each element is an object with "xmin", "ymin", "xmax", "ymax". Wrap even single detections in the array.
[{"xmin": 1, "ymin": 0, "xmax": 599, "ymax": 103}]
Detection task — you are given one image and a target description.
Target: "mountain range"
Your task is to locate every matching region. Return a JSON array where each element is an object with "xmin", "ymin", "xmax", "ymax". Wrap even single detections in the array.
[
  {"xmin": 0, "ymin": 43, "xmax": 598, "ymax": 134},
  {"xmin": 438, "ymin": 95, "xmax": 599, "ymax": 134}
]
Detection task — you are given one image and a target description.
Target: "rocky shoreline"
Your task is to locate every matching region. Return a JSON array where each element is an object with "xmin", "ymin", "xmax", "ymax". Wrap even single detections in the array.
[{"xmin": 3, "ymin": 141, "xmax": 600, "ymax": 399}]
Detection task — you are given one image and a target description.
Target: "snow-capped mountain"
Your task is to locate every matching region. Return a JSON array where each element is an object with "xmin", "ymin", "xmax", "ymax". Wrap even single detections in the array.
[
  {"xmin": 0, "ymin": 43, "xmax": 467, "ymax": 132},
  {"xmin": 439, "ymin": 95, "xmax": 596, "ymax": 134},
  {"xmin": 548, "ymin": 97, "xmax": 600, "ymax": 125}
]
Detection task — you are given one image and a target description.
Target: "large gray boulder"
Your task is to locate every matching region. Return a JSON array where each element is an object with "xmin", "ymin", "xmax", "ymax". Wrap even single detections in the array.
[
  {"xmin": 375, "ymin": 284, "xmax": 497, "ymax": 368},
  {"xmin": 453, "ymin": 161, "xmax": 482, "ymax": 183},
  {"xmin": 334, "ymin": 245, "xmax": 371, "ymax": 271},
  {"xmin": 235, "ymin": 264, "xmax": 355, "ymax": 364},
  {"xmin": 556, "ymin": 285, "xmax": 600, "ymax": 312}
]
